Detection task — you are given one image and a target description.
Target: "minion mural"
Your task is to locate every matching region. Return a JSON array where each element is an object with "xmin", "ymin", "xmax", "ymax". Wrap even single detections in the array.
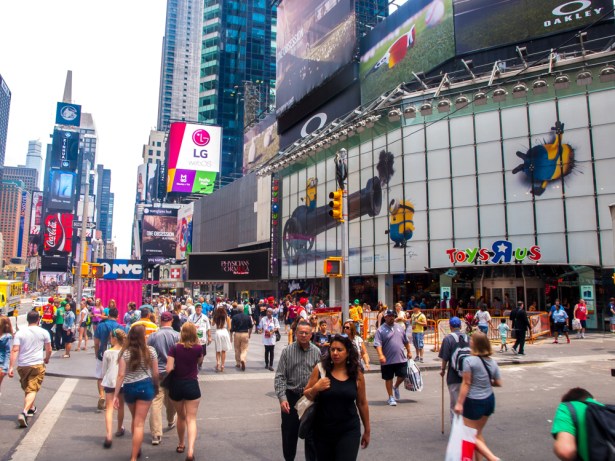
[
  {"xmin": 304, "ymin": 178, "xmax": 318, "ymax": 210},
  {"xmin": 512, "ymin": 121, "xmax": 575, "ymax": 196},
  {"xmin": 386, "ymin": 199, "xmax": 415, "ymax": 247}
]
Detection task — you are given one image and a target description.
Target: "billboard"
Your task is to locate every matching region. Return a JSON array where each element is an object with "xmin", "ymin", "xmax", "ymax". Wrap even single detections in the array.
[
  {"xmin": 360, "ymin": 0, "xmax": 455, "ymax": 104},
  {"xmin": 243, "ymin": 113, "xmax": 280, "ymax": 174},
  {"xmin": 48, "ymin": 170, "xmax": 76, "ymax": 210},
  {"xmin": 17, "ymin": 191, "xmax": 27, "ymax": 257},
  {"xmin": 176, "ymin": 203, "xmax": 194, "ymax": 260},
  {"xmin": 141, "ymin": 207, "xmax": 178, "ymax": 258},
  {"xmin": 188, "ymin": 250, "xmax": 270, "ymax": 281},
  {"xmin": 279, "ymin": 84, "xmax": 360, "ymax": 150},
  {"xmin": 55, "ymin": 102, "xmax": 82, "ymax": 127},
  {"xmin": 276, "ymin": 0, "xmax": 356, "ymax": 115},
  {"xmin": 30, "ymin": 191, "xmax": 43, "ymax": 235},
  {"xmin": 50, "ymin": 129, "xmax": 80, "ymax": 170},
  {"xmin": 136, "ymin": 163, "xmax": 159, "ymax": 203},
  {"xmin": 99, "ymin": 259, "xmax": 144, "ymax": 280},
  {"xmin": 167, "ymin": 122, "xmax": 220, "ymax": 195},
  {"xmin": 454, "ymin": 0, "xmax": 613, "ymax": 55},
  {"xmin": 43, "ymin": 213, "xmax": 73, "ymax": 253}
]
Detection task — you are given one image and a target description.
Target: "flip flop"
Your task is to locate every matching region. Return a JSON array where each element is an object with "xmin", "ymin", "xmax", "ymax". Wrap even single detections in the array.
[{"xmin": 176, "ymin": 445, "xmax": 185, "ymax": 453}]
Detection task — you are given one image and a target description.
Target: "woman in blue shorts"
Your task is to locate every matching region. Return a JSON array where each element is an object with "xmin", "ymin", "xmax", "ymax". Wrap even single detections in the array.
[
  {"xmin": 114, "ymin": 325, "xmax": 159, "ymax": 461},
  {"xmin": 454, "ymin": 332, "xmax": 503, "ymax": 461}
]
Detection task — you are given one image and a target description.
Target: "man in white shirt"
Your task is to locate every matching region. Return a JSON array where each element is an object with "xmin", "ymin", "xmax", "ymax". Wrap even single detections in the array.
[
  {"xmin": 9, "ymin": 310, "xmax": 52, "ymax": 428},
  {"xmin": 188, "ymin": 303, "xmax": 212, "ymax": 361}
]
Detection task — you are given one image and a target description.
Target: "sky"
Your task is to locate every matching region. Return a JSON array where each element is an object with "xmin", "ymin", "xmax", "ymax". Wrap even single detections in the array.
[{"xmin": 0, "ymin": 0, "xmax": 167, "ymax": 258}]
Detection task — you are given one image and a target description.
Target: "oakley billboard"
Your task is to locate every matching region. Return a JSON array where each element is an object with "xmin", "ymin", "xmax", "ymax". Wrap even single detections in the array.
[{"xmin": 166, "ymin": 122, "xmax": 220, "ymax": 195}]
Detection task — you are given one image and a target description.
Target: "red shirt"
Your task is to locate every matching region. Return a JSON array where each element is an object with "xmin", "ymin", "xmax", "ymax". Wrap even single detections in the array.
[
  {"xmin": 575, "ymin": 304, "xmax": 588, "ymax": 320},
  {"xmin": 41, "ymin": 304, "xmax": 56, "ymax": 324}
]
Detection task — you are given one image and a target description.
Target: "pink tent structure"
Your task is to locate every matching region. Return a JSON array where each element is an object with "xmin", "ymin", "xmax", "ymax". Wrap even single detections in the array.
[{"xmin": 95, "ymin": 280, "xmax": 144, "ymax": 324}]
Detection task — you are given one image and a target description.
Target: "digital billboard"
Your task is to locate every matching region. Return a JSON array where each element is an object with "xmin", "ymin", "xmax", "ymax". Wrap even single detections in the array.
[
  {"xmin": 453, "ymin": 0, "xmax": 613, "ymax": 55},
  {"xmin": 49, "ymin": 170, "xmax": 76, "ymax": 210},
  {"xmin": 141, "ymin": 207, "xmax": 178, "ymax": 258},
  {"xmin": 43, "ymin": 213, "xmax": 73, "ymax": 253},
  {"xmin": 360, "ymin": 0, "xmax": 455, "ymax": 104},
  {"xmin": 176, "ymin": 203, "xmax": 193, "ymax": 260},
  {"xmin": 276, "ymin": 0, "xmax": 356, "ymax": 116},
  {"xmin": 243, "ymin": 113, "xmax": 280, "ymax": 174},
  {"xmin": 188, "ymin": 250, "xmax": 270, "ymax": 281},
  {"xmin": 30, "ymin": 191, "xmax": 43, "ymax": 235},
  {"xmin": 50, "ymin": 129, "xmax": 80, "ymax": 171},
  {"xmin": 167, "ymin": 122, "xmax": 220, "ymax": 195},
  {"xmin": 55, "ymin": 102, "xmax": 82, "ymax": 127},
  {"xmin": 136, "ymin": 163, "xmax": 159, "ymax": 203}
]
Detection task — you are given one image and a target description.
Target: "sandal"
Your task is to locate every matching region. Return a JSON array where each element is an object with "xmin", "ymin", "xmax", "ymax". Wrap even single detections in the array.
[
  {"xmin": 176, "ymin": 445, "xmax": 185, "ymax": 453},
  {"xmin": 63, "ymin": 354, "xmax": 70, "ymax": 358},
  {"xmin": 115, "ymin": 427, "xmax": 125, "ymax": 437},
  {"xmin": 103, "ymin": 438, "xmax": 112, "ymax": 449}
]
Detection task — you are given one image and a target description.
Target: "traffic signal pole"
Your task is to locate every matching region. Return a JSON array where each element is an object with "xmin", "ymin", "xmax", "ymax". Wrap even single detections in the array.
[
  {"xmin": 337, "ymin": 149, "xmax": 349, "ymax": 322},
  {"xmin": 75, "ymin": 175, "xmax": 90, "ymax": 303}
]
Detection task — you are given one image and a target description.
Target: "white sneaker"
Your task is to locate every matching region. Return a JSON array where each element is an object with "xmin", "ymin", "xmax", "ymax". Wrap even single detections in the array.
[
  {"xmin": 581, "ymin": 334, "xmax": 585, "ymax": 339},
  {"xmin": 387, "ymin": 396, "xmax": 397, "ymax": 406},
  {"xmin": 393, "ymin": 386, "xmax": 400, "ymax": 400}
]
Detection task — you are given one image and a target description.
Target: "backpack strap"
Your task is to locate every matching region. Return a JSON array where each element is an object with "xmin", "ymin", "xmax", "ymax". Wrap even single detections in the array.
[
  {"xmin": 478, "ymin": 357, "xmax": 494, "ymax": 384},
  {"xmin": 565, "ymin": 402, "xmax": 579, "ymax": 429}
]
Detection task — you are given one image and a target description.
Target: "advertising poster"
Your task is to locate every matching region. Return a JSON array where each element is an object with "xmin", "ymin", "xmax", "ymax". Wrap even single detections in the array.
[
  {"xmin": 167, "ymin": 122, "xmax": 220, "ymax": 194},
  {"xmin": 50, "ymin": 129, "xmax": 80, "ymax": 171},
  {"xmin": 43, "ymin": 213, "xmax": 73, "ymax": 253},
  {"xmin": 146, "ymin": 162, "xmax": 159, "ymax": 203},
  {"xmin": 276, "ymin": 0, "xmax": 356, "ymax": 115},
  {"xmin": 453, "ymin": 0, "xmax": 613, "ymax": 54},
  {"xmin": 48, "ymin": 170, "xmax": 76, "ymax": 210},
  {"xmin": 176, "ymin": 203, "xmax": 194, "ymax": 260},
  {"xmin": 16, "ymin": 191, "xmax": 27, "ymax": 257},
  {"xmin": 188, "ymin": 250, "xmax": 270, "ymax": 281},
  {"xmin": 360, "ymin": 0, "xmax": 455, "ymax": 104},
  {"xmin": 243, "ymin": 113, "xmax": 280, "ymax": 174},
  {"xmin": 136, "ymin": 164, "xmax": 147, "ymax": 202},
  {"xmin": 141, "ymin": 207, "xmax": 178, "ymax": 258},
  {"xmin": 30, "ymin": 191, "xmax": 43, "ymax": 235},
  {"xmin": 55, "ymin": 102, "xmax": 82, "ymax": 127}
]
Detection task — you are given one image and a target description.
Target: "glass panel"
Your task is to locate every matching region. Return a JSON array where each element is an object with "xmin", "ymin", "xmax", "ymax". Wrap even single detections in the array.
[
  {"xmin": 565, "ymin": 196, "xmax": 596, "ymax": 232},
  {"xmin": 429, "ymin": 209, "xmax": 453, "ymax": 240},
  {"xmin": 535, "ymin": 198, "xmax": 565, "ymax": 234},
  {"xmin": 476, "ymin": 141, "xmax": 503, "ymax": 174},
  {"xmin": 453, "ymin": 207, "xmax": 478, "ymax": 239},
  {"xmin": 404, "ymin": 152, "xmax": 426, "ymax": 183},
  {"xmin": 595, "ymin": 159, "xmax": 615, "ymax": 194},
  {"xmin": 475, "ymin": 111, "xmax": 501, "ymax": 143},
  {"xmin": 528, "ymin": 100, "xmax": 557, "ymax": 136},
  {"xmin": 427, "ymin": 149, "xmax": 450, "ymax": 180},
  {"xmin": 507, "ymin": 202, "xmax": 535, "ymax": 235},
  {"xmin": 451, "ymin": 145, "xmax": 476, "ymax": 177},
  {"xmin": 430, "ymin": 239, "xmax": 454, "ymax": 268},
  {"xmin": 536, "ymin": 233, "xmax": 566, "ymax": 264},
  {"xmin": 558, "ymin": 95, "xmax": 588, "ymax": 130},
  {"xmin": 568, "ymin": 231, "xmax": 600, "ymax": 266},
  {"xmin": 374, "ymin": 244, "xmax": 389, "ymax": 274},
  {"xmin": 348, "ymin": 146, "xmax": 360, "ymax": 174},
  {"xmin": 428, "ymin": 179, "xmax": 452, "ymax": 209},
  {"xmin": 450, "ymin": 116, "xmax": 474, "ymax": 147},
  {"xmin": 403, "ymin": 125, "xmax": 425, "ymax": 154},
  {"xmin": 406, "ymin": 240, "xmax": 428, "ymax": 272},
  {"xmin": 478, "ymin": 173, "xmax": 504, "ymax": 205},
  {"xmin": 589, "ymin": 90, "xmax": 615, "ymax": 126},
  {"xmin": 452, "ymin": 176, "xmax": 477, "ymax": 208},
  {"xmin": 501, "ymin": 106, "xmax": 528, "ymax": 139},
  {"xmin": 387, "ymin": 139, "xmax": 404, "ymax": 188},
  {"xmin": 426, "ymin": 121, "xmax": 449, "ymax": 151},
  {"xmin": 592, "ymin": 124, "xmax": 615, "ymax": 160},
  {"xmin": 479, "ymin": 204, "xmax": 506, "ymax": 237}
]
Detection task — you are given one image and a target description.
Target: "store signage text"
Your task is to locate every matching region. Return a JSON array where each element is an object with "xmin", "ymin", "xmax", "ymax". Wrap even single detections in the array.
[
  {"xmin": 221, "ymin": 260, "xmax": 249, "ymax": 275},
  {"xmin": 446, "ymin": 241, "xmax": 542, "ymax": 264},
  {"xmin": 544, "ymin": 1, "xmax": 604, "ymax": 28}
]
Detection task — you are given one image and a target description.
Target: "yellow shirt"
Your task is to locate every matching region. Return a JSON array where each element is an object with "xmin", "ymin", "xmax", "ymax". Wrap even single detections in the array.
[
  {"xmin": 130, "ymin": 319, "xmax": 159, "ymax": 337},
  {"xmin": 411, "ymin": 312, "xmax": 427, "ymax": 333},
  {"xmin": 349, "ymin": 306, "xmax": 362, "ymax": 322}
]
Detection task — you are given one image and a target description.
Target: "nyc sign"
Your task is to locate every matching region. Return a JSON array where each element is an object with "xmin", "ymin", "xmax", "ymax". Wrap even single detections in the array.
[{"xmin": 99, "ymin": 259, "xmax": 144, "ymax": 280}]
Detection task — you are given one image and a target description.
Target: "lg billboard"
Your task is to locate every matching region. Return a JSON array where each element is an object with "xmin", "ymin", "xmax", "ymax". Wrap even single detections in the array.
[{"xmin": 167, "ymin": 122, "xmax": 221, "ymax": 195}]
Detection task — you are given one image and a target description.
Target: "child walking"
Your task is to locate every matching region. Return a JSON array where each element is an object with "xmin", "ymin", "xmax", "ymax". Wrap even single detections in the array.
[
  {"xmin": 498, "ymin": 318, "xmax": 510, "ymax": 352},
  {"xmin": 101, "ymin": 328, "xmax": 127, "ymax": 448}
]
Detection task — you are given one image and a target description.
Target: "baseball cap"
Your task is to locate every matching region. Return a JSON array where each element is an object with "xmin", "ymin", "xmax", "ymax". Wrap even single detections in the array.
[
  {"xmin": 48, "ymin": 297, "xmax": 54, "ymax": 303},
  {"xmin": 354, "ymin": 299, "xmax": 360, "ymax": 305},
  {"xmin": 384, "ymin": 309, "xmax": 396, "ymax": 317},
  {"xmin": 160, "ymin": 311, "xmax": 173, "ymax": 322},
  {"xmin": 139, "ymin": 304, "xmax": 155, "ymax": 312},
  {"xmin": 449, "ymin": 316, "xmax": 461, "ymax": 328}
]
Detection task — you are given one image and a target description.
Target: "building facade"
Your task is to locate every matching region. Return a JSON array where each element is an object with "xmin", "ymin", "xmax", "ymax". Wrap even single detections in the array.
[
  {"xmin": 0, "ymin": 74, "xmax": 11, "ymax": 182},
  {"xmin": 0, "ymin": 180, "xmax": 31, "ymax": 264},
  {"xmin": 26, "ymin": 140, "xmax": 43, "ymax": 190},
  {"xmin": 2, "ymin": 166, "xmax": 38, "ymax": 193},
  {"xmin": 95, "ymin": 165, "xmax": 113, "ymax": 242}
]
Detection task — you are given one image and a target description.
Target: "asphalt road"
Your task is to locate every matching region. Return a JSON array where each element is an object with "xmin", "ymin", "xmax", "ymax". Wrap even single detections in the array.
[{"xmin": 1, "ymin": 338, "xmax": 614, "ymax": 460}]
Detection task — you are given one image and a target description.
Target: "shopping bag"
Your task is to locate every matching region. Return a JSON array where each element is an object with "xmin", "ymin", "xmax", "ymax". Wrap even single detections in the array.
[
  {"xmin": 404, "ymin": 359, "xmax": 423, "ymax": 392},
  {"xmin": 445, "ymin": 415, "xmax": 477, "ymax": 461},
  {"xmin": 572, "ymin": 319, "xmax": 582, "ymax": 331}
]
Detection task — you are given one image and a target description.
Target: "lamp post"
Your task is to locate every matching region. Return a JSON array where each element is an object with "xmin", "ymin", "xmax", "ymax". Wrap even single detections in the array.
[
  {"xmin": 336, "ymin": 148, "xmax": 350, "ymax": 321},
  {"xmin": 75, "ymin": 171, "xmax": 92, "ymax": 303}
]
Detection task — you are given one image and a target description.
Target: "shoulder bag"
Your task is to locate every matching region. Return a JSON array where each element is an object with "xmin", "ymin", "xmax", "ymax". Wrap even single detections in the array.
[{"xmin": 296, "ymin": 363, "xmax": 325, "ymax": 439}]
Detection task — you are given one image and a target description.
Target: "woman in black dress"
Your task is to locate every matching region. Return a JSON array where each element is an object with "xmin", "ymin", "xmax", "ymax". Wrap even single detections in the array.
[{"xmin": 303, "ymin": 334, "xmax": 370, "ymax": 461}]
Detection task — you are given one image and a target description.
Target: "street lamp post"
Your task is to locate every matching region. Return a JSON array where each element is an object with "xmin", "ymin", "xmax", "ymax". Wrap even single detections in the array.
[
  {"xmin": 336, "ymin": 148, "xmax": 350, "ymax": 321},
  {"xmin": 75, "ymin": 172, "xmax": 92, "ymax": 302}
]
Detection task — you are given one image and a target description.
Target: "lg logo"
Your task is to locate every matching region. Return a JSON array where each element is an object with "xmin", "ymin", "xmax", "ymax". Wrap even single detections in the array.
[{"xmin": 192, "ymin": 129, "xmax": 211, "ymax": 146}]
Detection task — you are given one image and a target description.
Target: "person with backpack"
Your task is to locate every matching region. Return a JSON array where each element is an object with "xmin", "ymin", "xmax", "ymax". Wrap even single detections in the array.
[
  {"xmin": 438, "ymin": 316, "xmax": 468, "ymax": 421},
  {"xmin": 552, "ymin": 387, "xmax": 609, "ymax": 461},
  {"xmin": 123, "ymin": 302, "xmax": 141, "ymax": 328}
]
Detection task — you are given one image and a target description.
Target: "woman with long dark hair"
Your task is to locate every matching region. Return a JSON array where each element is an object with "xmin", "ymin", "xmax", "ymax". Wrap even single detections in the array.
[
  {"xmin": 0, "ymin": 316, "xmax": 14, "ymax": 394},
  {"xmin": 113, "ymin": 325, "xmax": 159, "ymax": 461},
  {"xmin": 303, "ymin": 334, "xmax": 370, "ymax": 460},
  {"xmin": 212, "ymin": 306, "xmax": 231, "ymax": 372},
  {"xmin": 166, "ymin": 322, "xmax": 203, "ymax": 460},
  {"xmin": 342, "ymin": 321, "xmax": 370, "ymax": 371}
]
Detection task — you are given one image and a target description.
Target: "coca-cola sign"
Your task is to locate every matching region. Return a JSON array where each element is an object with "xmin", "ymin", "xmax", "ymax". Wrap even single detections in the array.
[{"xmin": 43, "ymin": 213, "xmax": 73, "ymax": 253}]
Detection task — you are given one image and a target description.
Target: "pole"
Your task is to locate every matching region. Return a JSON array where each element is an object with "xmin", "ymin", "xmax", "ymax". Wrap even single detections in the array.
[
  {"xmin": 338, "ymin": 148, "xmax": 349, "ymax": 322},
  {"xmin": 441, "ymin": 374, "xmax": 445, "ymax": 434},
  {"xmin": 75, "ymin": 174, "xmax": 90, "ymax": 303}
]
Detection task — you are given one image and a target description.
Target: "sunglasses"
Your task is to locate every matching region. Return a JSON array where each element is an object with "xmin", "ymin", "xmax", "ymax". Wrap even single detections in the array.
[{"xmin": 343, "ymin": 325, "xmax": 351, "ymax": 329}]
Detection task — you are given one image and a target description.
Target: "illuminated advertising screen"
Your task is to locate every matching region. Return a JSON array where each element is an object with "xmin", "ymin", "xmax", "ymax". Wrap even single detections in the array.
[
  {"xmin": 276, "ymin": 0, "xmax": 356, "ymax": 115},
  {"xmin": 136, "ymin": 163, "xmax": 159, "ymax": 203},
  {"xmin": 49, "ymin": 170, "xmax": 76, "ymax": 210},
  {"xmin": 166, "ymin": 122, "xmax": 220, "ymax": 195},
  {"xmin": 30, "ymin": 191, "xmax": 43, "ymax": 235},
  {"xmin": 55, "ymin": 102, "xmax": 82, "ymax": 127},
  {"xmin": 176, "ymin": 203, "xmax": 193, "ymax": 260},
  {"xmin": 360, "ymin": 0, "xmax": 455, "ymax": 104},
  {"xmin": 43, "ymin": 213, "xmax": 73, "ymax": 253},
  {"xmin": 50, "ymin": 129, "xmax": 79, "ymax": 171},
  {"xmin": 141, "ymin": 207, "xmax": 178, "ymax": 257},
  {"xmin": 243, "ymin": 113, "xmax": 280, "ymax": 174},
  {"xmin": 453, "ymin": 0, "xmax": 613, "ymax": 55},
  {"xmin": 188, "ymin": 250, "xmax": 270, "ymax": 281}
]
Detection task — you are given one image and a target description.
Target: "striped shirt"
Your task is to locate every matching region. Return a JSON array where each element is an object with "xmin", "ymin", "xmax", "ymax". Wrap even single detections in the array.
[
  {"xmin": 274, "ymin": 341, "xmax": 321, "ymax": 402},
  {"xmin": 122, "ymin": 346, "xmax": 158, "ymax": 384}
]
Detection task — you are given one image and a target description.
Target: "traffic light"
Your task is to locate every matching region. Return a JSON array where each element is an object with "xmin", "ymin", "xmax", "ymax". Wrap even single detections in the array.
[
  {"xmin": 89, "ymin": 263, "xmax": 104, "ymax": 278},
  {"xmin": 328, "ymin": 189, "xmax": 343, "ymax": 221},
  {"xmin": 612, "ymin": 272, "xmax": 615, "ymax": 284},
  {"xmin": 81, "ymin": 263, "xmax": 90, "ymax": 277},
  {"xmin": 324, "ymin": 257, "xmax": 343, "ymax": 277}
]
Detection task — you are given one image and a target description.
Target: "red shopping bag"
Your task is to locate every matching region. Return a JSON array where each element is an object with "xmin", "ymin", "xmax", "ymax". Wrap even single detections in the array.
[{"xmin": 445, "ymin": 415, "xmax": 477, "ymax": 461}]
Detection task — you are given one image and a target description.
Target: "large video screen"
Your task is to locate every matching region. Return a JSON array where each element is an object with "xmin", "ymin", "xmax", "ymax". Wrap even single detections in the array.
[
  {"xmin": 49, "ymin": 170, "xmax": 76, "ymax": 210},
  {"xmin": 167, "ymin": 122, "xmax": 220, "ymax": 195},
  {"xmin": 141, "ymin": 207, "xmax": 178, "ymax": 258},
  {"xmin": 43, "ymin": 213, "xmax": 73, "ymax": 254},
  {"xmin": 243, "ymin": 113, "xmax": 280, "ymax": 174},
  {"xmin": 30, "ymin": 191, "xmax": 43, "ymax": 235},
  {"xmin": 360, "ymin": 0, "xmax": 455, "ymax": 104},
  {"xmin": 276, "ymin": 0, "xmax": 356, "ymax": 116},
  {"xmin": 50, "ymin": 129, "xmax": 79, "ymax": 171},
  {"xmin": 454, "ymin": 0, "xmax": 613, "ymax": 55},
  {"xmin": 188, "ymin": 250, "xmax": 270, "ymax": 281}
]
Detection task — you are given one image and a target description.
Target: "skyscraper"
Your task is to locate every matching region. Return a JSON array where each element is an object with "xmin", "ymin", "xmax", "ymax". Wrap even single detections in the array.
[
  {"xmin": 2, "ymin": 166, "xmax": 38, "ymax": 193},
  {"xmin": 0, "ymin": 180, "xmax": 30, "ymax": 264},
  {"xmin": 26, "ymin": 140, "xmax": 43, "ymax": 189},
  {"xmin": 157, "ymin": 0, "xmax": 203, "ymax": 132},
  {"xmin": 0, "ymin": 74, "xmax": 11, "ymax": 183},
  {"xmin": 95, "ymin": 165, "xmax": 113, "ymax": 242}
]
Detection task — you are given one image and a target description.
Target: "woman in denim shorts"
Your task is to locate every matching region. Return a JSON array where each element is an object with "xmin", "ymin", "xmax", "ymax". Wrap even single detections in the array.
[{"xmin": 114, "ymin": 325, "xmax": 159, "ymax": 461}]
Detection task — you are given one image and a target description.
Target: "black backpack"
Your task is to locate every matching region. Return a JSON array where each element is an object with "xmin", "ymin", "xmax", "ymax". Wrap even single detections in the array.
[
  {"xmin": 566, "ymin": 401, "xmax": 615, "ymax": 460},
  {"xmin": 449, "ymin": 333, "xmax": 471, "ymax": 378}
]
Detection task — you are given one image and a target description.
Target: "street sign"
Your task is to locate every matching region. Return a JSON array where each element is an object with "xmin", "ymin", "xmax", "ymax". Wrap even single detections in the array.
[{"xmin": 72, "ymin": 220, "xmax": 96, "ymax": 229}]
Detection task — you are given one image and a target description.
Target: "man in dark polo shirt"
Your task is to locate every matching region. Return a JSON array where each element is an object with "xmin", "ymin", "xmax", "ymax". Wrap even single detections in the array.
[{"xmin": 230, "ymin": 304, "xmax": 253, "ymax": 371}]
